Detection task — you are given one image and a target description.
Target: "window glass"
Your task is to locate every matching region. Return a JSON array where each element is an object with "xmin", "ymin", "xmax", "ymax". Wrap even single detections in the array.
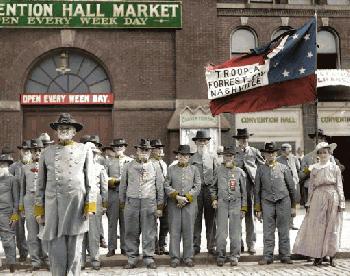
[{"xmin": 231, "ymin": 28, "xmax": 257, "ymax": 54}]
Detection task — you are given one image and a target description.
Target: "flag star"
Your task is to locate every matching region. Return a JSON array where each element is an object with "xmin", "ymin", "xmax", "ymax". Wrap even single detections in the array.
[
  {"xmin": 307, "ymin": 51, "xmax": 313, "ymax": 58},
  {"xmin": 299, "ymin": 67, "xmax": 306, "ymax": 74},
  {"xmin": 304, "ymin": 34, "xmax": 310, "ymax": 40},
  {"xmin": 292, "ymin": 33, "xmax": 299, "ymax": 40},
  {"xmin": 273, "ymin": 62, "xmax": 279, "ymax": 68},
  {"xmin": 282, "ymin": 69, "xmax": 289, "ymax": 77}
]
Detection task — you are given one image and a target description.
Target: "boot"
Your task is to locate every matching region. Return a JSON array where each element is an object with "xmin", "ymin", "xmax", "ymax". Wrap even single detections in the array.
[
  {"xmin": 9, "ymin": 264, "xmax": 15, "ymax": 273},
  {"xmin": 313, "ymin": 258, "xmax": 322, "ymax": 266},
  {"xmin": 330, "ymin": 256, "xmax": 336, "ymax": 267},
  {"xmin": 106, "ymin": 250, "xmax": 115, "ymax": 257}
]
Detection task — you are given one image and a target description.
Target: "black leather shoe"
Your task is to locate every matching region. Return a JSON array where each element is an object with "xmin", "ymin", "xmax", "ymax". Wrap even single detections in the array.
[
  {"xmin": 313, "ymin": 258, "xmax": 322, "ymax": 266},
  {"xmin": 92, "ymin": 266, "xmax": 101, "ymax": 270},
  {"xmin": 18, "ymin": 256, "xmax": 27, "ymax": 262},
  {"xmin": 9, "ymin": 264, "xmax": 15, "ymax": 273},
  {"xmin": 121, "ymin": 249, "xmax": 126, "ymax": 256},
  {"xmin": 170, "ymin": 262, "xmax": 178, "ymax": 268},
  {"xmin": 124, "ymin": 263, "xmax": 136, "ymax": 269},
  {"xmin": 230, "ymin": 259, "xmax": 238, "ymax": 266},
  {"xmin": 281, "ymin": 258, "xmax": 293, "ymax": 264},
  {"xmin": 106, "ymin": 250, "xmax": 115, "ymax": 257},
  {"xmin": 248, "ymin": 247, "xmax": 256, "ymax": 255},
  {"xmin": 330, "ymin": 257, "xmax": 336, "ymax": 267},
  {"xmin": 147, "ymin": 262, "xmax": 157, "ymax": 269},
  {"xmin": 258, "ymin": 259, "xmax": 273, "ymax": 265},
  {"xmin": 217, "ymin": 260, "xmax": 224, "ymax": 267},
  {"xmin": 185, "ymin": 260, "xmax": 194, "ymax": 267}
]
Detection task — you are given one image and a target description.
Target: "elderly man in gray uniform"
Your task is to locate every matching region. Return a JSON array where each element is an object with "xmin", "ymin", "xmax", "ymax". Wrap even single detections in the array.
[
  {"xmin": 210, "ymin": 146, "xmax": 247, "ymax": 267},
  {"xmin": 164, "ymin": 145, "xmax": 201, "ymax": 268},
  {"xmin": 277, "ymin": 143, "xmax": 300, "ymax": 230},
  {"xmin": 81, "ymin": 141, "xmax": 108, "ymax": 270},
  {"xmin": 233, "ymin": 128, "xmax": 264, "ymax": 254},
  {"xmin": 20, "ymin": 139, "xmax": 48, "ymax": 271},
  {"xmin": 150, "ymin": 139, "xmax": 169, "ymax": 255},
  {"xmin": 119, "ymin": 139, "xmax": 164, "ymax": 269},
  {"xmin": 0, "ymin": 153, "xmax": 20, "ymax": 273},
  {"xmin": 35, "ymin": 113, "xmax": 96, "ymax": 276},
  {"xmin": 9, "ymin": 141, "xmax": 30, "ymax": 262},
  {"xmin": 191, "ymin": 130, "xmax": 216, "ymax": 255},
  {"xmin": 254, "ymin": 142, "xmax": 296, "ymax": 265},
  {"xmin": 105, "ymin": 138, "xmax": 133, "ymax": 256}
]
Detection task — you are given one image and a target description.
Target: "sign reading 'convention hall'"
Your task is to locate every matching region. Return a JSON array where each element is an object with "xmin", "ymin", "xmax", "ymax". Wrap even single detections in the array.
[{"xmin": 0, "ymin": 1, "xmax": 182, "ymax": 28}]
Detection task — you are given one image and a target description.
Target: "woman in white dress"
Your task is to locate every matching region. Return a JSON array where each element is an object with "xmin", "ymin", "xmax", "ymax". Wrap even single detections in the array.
[{"xmin": 293, "ymin": 142, "xmax": 345, "ymax": 267}]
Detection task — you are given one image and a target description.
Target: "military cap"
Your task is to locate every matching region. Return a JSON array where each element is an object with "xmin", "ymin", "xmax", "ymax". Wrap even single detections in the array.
[
  {"xmin": 173, "ymin": 145, "xmax": 193, "ymax": 155},
  {"xmin": 0, "ymin": 153, "xmax": 14, "ymax": 164},
  {"xmin": 150, "ymin": 139, "xmax": 164, "ymax": 148},
  {"xmin": 134, "ymin": 139, "xmax": 153, "ymax": 150},
  {"xmin": 261, "ymin": 142, "xmax": 279, "ymax": 153},
  {"xmin": 50, "ymin": 113, "xmax": 83, "ymax": 132},
  {"xmin": 110, "ymin": 138, "xmax": 128, "ymax": 147}
]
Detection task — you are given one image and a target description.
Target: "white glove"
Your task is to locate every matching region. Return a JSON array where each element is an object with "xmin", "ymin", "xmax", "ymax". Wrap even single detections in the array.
[
  {"xmin": 212, "ymin": 200, "xmax": 218, "ymax": 209},
  {"xmin": 155, "ymin": 209, "xmax": 163, "ymax": 218},
  {"xmin": 176, "ymin": 195, "xmax": 188, "ymax": 206}
]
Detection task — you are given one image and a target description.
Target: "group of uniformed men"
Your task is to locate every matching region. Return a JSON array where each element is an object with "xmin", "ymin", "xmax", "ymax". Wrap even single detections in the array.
[{"xmin": 0, "ymin": 112, "xmax": 338, "ymax": 274}]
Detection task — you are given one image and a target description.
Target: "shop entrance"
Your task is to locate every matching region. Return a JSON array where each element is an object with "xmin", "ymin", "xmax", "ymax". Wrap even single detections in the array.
[
  {"xmin": 329, "ymin": 136, "xmax": 350, "ymax": 199},
  {"xmin": 23, "ymin": 107, "xmax": 113, "ymax": 145}
]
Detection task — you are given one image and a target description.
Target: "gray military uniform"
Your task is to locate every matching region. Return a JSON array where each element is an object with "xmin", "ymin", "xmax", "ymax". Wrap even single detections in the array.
[
  {"xmin": 210, "ymin": 165, "xmax": 247, "ymax": 261},
  {"xmin": 36, "ymin": 142, "xmax": 96, "ymax": 276},
  {"xmin": 119, "ymin": 159, "xmax": 164, "ymax": 266},
  {"xmin": 20, "ymin": 162, "xmax": 48, "ymax": 268},
  {"xmin": 105, "ymin": 155, "xmax": 132, "ymax": 252},
  {"xmin": 9, "ymin": 161, "xmax": 28, "ymax": 259},
  {"xmin": 0, "ymin": 174, "xmax": 19, "ymax": 265},
  {"xmin": 190, "ymin": 152, "xmax": 215, "ymax": 253},
  {"xmin": 164, "ymin": 164, "xmax": 201, "ymax": 264},
  {"xmin": 254, "ymin": 162, "xmax": 296, "ymax": 261},
  {"xmin": 82, "ymin": 161, "xmax": 108, "ymax": 268},
  {"xmin": 234, "ymin": 146, "xmax": 264, "ymax": 249}
]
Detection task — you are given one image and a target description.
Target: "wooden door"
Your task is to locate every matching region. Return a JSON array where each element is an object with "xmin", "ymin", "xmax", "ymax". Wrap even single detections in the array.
[{"xmin": 23, "ymin": 107, "xmax": 112, "ymax": 146}]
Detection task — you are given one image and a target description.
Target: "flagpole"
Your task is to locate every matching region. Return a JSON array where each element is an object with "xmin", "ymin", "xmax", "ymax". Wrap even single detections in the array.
[{"xmin": 314, "ymin": 11, "xmax": 319, "ymax": 145}]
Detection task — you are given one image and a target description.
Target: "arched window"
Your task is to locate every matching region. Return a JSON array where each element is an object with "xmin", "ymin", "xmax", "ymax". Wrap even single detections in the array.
[
  {"xmin": 271, "ymin": 27, "xmax": 292, "ymax": 41},
  {"xmin": 230, "ymin": 28, "xmax": 257, "ymax": 56},
  {"xmin": 317, "ymin": 29, "xmax": 340, "ymax": 69},
  {"xmin": 26, "ymin": 50, "xmax": 111, "ymax": 93}
]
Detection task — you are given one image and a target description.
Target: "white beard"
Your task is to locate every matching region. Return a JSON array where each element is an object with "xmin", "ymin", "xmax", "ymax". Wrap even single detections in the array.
[
  {"xmin": 115, "ymin": 150, "xmax": 125, "ymax": 157},
  {"xmin": 139, "ymin": 153, "xmax": 150, "ymax": 162},
  {"xmin": 22, "ymin": 153, "xmax": 32, "ymax": 164},
  {"xmin": 57, "ymin": 128, "xmax": 76, "ymax": 140},
  {"xmin": 197, "ymin": 145, "xmax": 208, "ymax": 155}
]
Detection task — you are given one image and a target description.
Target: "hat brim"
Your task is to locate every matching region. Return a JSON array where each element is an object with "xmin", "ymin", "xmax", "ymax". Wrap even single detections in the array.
[
  {"xmin": 232, "ymin": 134, "xmax": 254, "ymax": 139},
  {"xmin": 261, "ymin": 149, "xmax": 279, "ymax": 153},
  {"xmin": 111, "ymin": 143, "xmax": 128, "ymax": 147},
  {"xmin": 222, "ymin": 151, "xmax": 235, "ymax": 155},
  {"xmin": 173, "ymin": 151, "xmax": 193, "ymax": 155},
  {"xmin": 192, "ymin": 137, "xmax": 211, "ymax": 141},
  {"xmin": 313, "ymin": 143, "xmax": 337, "ymax": 154},
  {"xmin": 0, "ymin": 159, "xmax": 13, "ymax": 165},
  {"xmin": 50, "ymin": 122, "xmax": 83, "ymax": 132},
  {"xmin": 134, "ymin": 146, "xmax": 153, "ymax": 150},
  {"xmin": 43, "ymin": 141, "xmax": 55, "ymax": 145}
]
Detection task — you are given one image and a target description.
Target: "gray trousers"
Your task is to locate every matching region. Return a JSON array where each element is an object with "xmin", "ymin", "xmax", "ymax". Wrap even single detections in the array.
[
  {"xmin": 216, "ymin": 199, "xmax": 241, "ymax": 261},
  {"xmin": 168, "ymin": 200, "xmax": 196, "ymax": 263},
  {"xmin": 242, "ymin": 179, "xmax": 256, "ymax": 248},
  {"xmin": 124, "ymin": 198, "xmax": 156, "ymax": 265},
  {"xmin": 262, "ymin": 197, "xmax": 291, "ymax": 260},
  {"xmin": 194, "ymin": 185, "xmax": 216, "ymax": 251},
  {"xmin": 82, "ymin": 213, "xmax": 101, "ymax": 268},
  {"xmin": 15, "ymin": 216, "xmax": 28, "ymax": 258},
  {"xmin": 0, "ymin": 213, "xmax": 16, "ymax": 265},
  {"xmin": 107, "ymin": 188, "xmax": 125, "ymax": 251},
  {"xmin": 48, "ymin": 234, "xmax": 84, "ymax": 276},
  {"xmin": 24, "ymin": 194, "xmax": 48, "ymax": 267}
]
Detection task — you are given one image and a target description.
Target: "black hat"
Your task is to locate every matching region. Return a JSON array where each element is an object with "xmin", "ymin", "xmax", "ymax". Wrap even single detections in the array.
[
  {"xmin": 50, "ymin": 113, "xmax": 83, "ymax": 132},
  {"xmin": 150, "ymin": 139, "xmax": 164, "ymax": 148},
  {"xmin": 232, "ymin": 128, "xmax": 253, "ymax": 139},
  {"xmin": 30, "ymin": 139, "xmax": 44, "ymax": 149},
  {"xmin": 38, "ymin": 133, "xmax": 54, "ymax": 145},
  {"xmin": 1, "ymin": 147, "xmax": 14, "ymax": 154},
  {"xmin": 0, "ymin": 153, "xmax": 14, "ymax": 164},
  {"xmin": 80, "ymin": 135, "xmax": 91, "ymax": 144},
  {"xmin": 308, "ymin": 128, "xmax": 330, "ymax": 139},
  {"xmin": 222, "ymin": 145, "xmax": 236, "ymax": 155},
  {"xmin": 173, "ymin": 145, "xmax": 193, "ymax": 155},
  {"xmin": 134, "ymin": 139, "xmax": 153, "ymax": 150},
  {"xmin": 110, "ymin": 138, "xmax": 128, "ymax": 147},
  {"xmin": 261, "ymin": 142, "xmax": 279, "ymax": 153},
  {"xmin": 87, "ymin": 135, "xmax": 102, "ymax": 148},
  {"xmin": 192, "ymin": 130, "xmax": 211, "ymax": 141},
  {"xmin": 17, "ymin": 140, "xmax": 31, "ymax": 150}
]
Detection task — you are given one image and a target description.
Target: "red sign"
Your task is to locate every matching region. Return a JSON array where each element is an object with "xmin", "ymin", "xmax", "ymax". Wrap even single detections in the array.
[{"xmin": 20, "ymin": 93, "xmax": 114, "ymax": 105}]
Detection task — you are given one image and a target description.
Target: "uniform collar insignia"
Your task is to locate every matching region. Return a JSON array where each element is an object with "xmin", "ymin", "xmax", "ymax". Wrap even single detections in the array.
[
  {"xmin": 266, "ymin": 160, "xmax": 277, "ymax": 168},
  {"xmin": 58, "ymin": 140, "xmax": 75, "ymax": 146},
  {"xmin": 224, "ymin": 163, "xmax": 235, "ymax": 169},
  {"xmin": 178, "ymin": 162, "xmax": 189, "ymax": 168}
]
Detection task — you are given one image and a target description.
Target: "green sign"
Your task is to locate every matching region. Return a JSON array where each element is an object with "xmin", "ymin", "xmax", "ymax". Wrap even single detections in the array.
[{"xmin": 0, "ymin": 1, "xmax": 182, "ymax": 28}]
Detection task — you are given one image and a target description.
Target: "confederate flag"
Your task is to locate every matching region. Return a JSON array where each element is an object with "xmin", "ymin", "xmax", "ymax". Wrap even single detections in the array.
[{"xmin": 207, "ymin": 17, "xmax": 317, "ymax": 115}]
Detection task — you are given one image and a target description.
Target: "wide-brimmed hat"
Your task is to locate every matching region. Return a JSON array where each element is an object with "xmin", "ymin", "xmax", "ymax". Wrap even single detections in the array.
[
  {"xmin": 110, "ymin": 138, "xmax": 128, "ymax": 147},
  {"xmin": 50, "ymin": 113, "xmax": 83, "ymax": 132},
  {"xmin": 313, "ymin": 142, "xmax": 337, "ymax": 154},
  {"xmin": 80, "ymin": 135, "xmax": 91, "ymax": 144},
  {"xmin": 150, "ymin": 139, "xmax": 164, "ymax": 148},
  {"xmin": 261, "ymin": 142, "xmax": 279, "ymax": 153},
  {"xmin": 308, "ymin": 128, "xmax": 330, "ymax": 139},
  {"xmin": 38, "ymin": 133, "xmax": 54, "ymax": 145},
  {"xmin": 192, "ymin": 130, "xmax": 211, "ymax": 141},
  {"xmin": 222, "ymin": 146, "xmax": 236, "ymax": 155},
  {"xmin": 232, "ymin": 128, "xmax": 253, "ymax": 139},
  {"xmin": 0, "ymin": 154, "xmax": 14, "ymax": 164},
  {"xmin": 30, "ymin": 139, "xmax": 44, "ymax": 149},
  {"xmin": 17, "ymin": 140, "xmax": 31, "ymax": 150},
  {"xmin": 134, "ymin": 139, "xmax": 153, "ymax": 150},
  {"xmin": 173, "ymin": 145, "xmax": 193, "ymax": 155},
  {"xmin": 87, "ymin": 135, "xmax": 102, "ymax": 148}
]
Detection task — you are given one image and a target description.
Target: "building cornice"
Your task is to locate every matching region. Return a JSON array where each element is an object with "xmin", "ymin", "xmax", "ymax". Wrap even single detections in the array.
[{"xmin": 217, "ymin": 3, "xmax": 350, "ymax": 17}]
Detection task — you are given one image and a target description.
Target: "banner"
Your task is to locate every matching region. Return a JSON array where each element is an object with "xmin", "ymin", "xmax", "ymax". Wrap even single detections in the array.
[
  {"xmin": 317, "ymin": 69, "xmax": 350, "ymax": 87},
  {"xmin": 20, "ymin": 93, "xmax": 114, "ymax": 105},
  {"xmin": 0, "ymin": 1, "xmax": 182, "ymax": 28}
]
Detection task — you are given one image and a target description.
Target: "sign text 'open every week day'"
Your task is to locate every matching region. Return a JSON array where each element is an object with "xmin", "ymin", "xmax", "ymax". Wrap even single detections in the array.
[
  {"xmin": 20, "ymin": 93, "xmax": 114, "ymax": 105},
  {"xmin": 0, "ymin": 1, "xmax": 182, "ymax": 28}
]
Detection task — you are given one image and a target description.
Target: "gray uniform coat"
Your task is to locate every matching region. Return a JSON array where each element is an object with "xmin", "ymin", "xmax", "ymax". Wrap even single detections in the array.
[
  {"xmin": 164, "ymin": 164, "xmax": 201, "ymax": 262},
  {"xmin": 277, "ymin": 154, "xmax": 300, "ymax": 202},
  {"xmin": 35, "ymin": 142, "xmax": 96, "ymax": 241}
]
